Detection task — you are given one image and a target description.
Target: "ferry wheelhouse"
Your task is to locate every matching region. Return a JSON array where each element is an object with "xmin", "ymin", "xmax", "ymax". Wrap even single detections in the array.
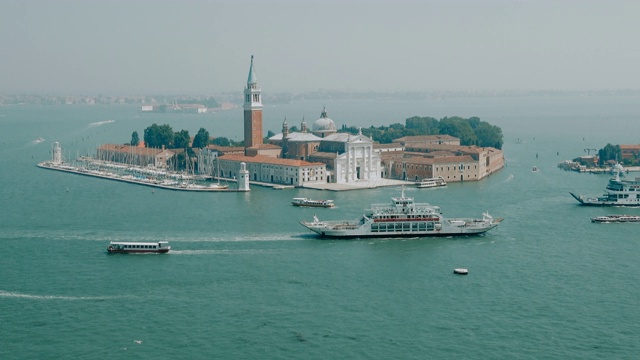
[
  {"xmin": 300, "ymin": 188, "xmax": 502, "ymax": 238},
  {"xmin": 292, "ymin": 198, "xmax": 335, "ymax": 208},
  {"xmin": 107, "ymin": 241, "xmax": 171, "ymax": 254}
]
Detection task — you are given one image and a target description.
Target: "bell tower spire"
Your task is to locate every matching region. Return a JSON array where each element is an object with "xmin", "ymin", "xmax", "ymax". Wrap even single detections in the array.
[{"xmin": 243, "ymin": 55, "xmax": 263, "ymax": 150}]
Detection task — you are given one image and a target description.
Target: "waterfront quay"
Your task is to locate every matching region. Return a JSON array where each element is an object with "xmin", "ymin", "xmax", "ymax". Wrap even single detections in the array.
[{"xmin": 37, "ymin": 160, "xmax": 244, "ymax": 192}]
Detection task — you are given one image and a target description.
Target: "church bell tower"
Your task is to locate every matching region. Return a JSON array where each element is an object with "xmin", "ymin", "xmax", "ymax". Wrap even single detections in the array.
[{"xmin": 243, "ymin": 55, "xmax": 263, "ymax": 150}]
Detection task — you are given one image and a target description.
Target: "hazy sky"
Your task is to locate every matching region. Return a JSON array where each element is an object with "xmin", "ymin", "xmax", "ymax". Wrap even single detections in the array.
[{"xmin": 2, "ymin": 0, "xmax": 639, "ymax": 95}]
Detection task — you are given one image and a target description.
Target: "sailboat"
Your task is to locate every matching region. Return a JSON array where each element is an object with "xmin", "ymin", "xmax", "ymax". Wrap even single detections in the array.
[{"xmin": 209, "ymin": 157, "xmax": 228, "ymax": 190}]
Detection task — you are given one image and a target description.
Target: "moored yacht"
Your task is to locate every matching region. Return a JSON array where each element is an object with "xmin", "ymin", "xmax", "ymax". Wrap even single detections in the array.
[{"xmin": 300, "ymin": 188, "xmax": 502, "ymax": 238}]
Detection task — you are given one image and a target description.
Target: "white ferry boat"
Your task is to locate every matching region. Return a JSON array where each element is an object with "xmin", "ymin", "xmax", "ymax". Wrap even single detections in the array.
[
  {"xmin": 570, "ymin": 170, "xmax": 640, "ymax": 206},
  {"xmin": 415, "ymin": 176, "xmax": 446, "ymax": 188},
  {"xmin": 107, "ymin": 241, "xmax": 171, "ymax": 254},
  {"xmin": 292, "ymin": 198, "xmax": 335, "ymax": 208},
  {"xmin": 300, "ymin": 188, "xmax": 502, "ymax": 238},
  {"xmin": 591, "ymin": 214, "xmax": 640, "ymax": 223}
]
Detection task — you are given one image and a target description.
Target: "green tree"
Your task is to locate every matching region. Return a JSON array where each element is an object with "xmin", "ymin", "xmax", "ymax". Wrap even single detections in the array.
[
  {"xmin": 474, "ymin": 122, "xmax": 503, "ymax": 149},
  {"xmin": 212, "ymin": 137, "xmax": 231, "ymax": 147},
  {"xmin": 173, "ymin": 130, "xmax": 191, "ymax": 149},
  {"xmin": 439, "ymin": 117, "xmax": 477, "ymax": 146},
  {"xmin": 405, "ymin": 116, "xmax": 439, "ymax": 134},
  {"xmin": 130, "ymin": 131, "xmax": 140, "ymax": 146},
  {"xmin": 143, "ymin": 124, "xmax": 174, "ymax": 148},
  {"xmin": 598, "ymin": 144, "xmax": 622, "ymax": 165},
  {"xmin": 192, "ymin": 128, "xmax": 210, "ymax": 149}
]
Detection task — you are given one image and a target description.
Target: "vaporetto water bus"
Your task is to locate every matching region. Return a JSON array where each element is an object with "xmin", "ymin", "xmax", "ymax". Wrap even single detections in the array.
[
  {"xmin": 292, "ymin": 198, "xmax": 335, "ymax": 208},
  {"xmin": 300, "ymin": 188, "xmax": 503, "ymax": 238},
  {"xmin": 107, "ymin": 241, "xmax": 171, "ymax": 254},
  {"xmin": 591, "ymin": 214, "xmax": 640, "ymax": 223},
  {"xmin": 415, "ymin": 176, "xmax": 447, "ymax": 189},
  {"xmin": 570, "ymin": 170, "xmax": 640, "ymax": 206}
]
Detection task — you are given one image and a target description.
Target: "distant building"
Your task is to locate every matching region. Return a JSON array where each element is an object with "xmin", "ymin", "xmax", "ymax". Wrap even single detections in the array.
[
  {"xmin": 207, "ymin": 144, "xmax": 245, "ymax": 156},
  {"xmin": 383, "ymin": 142, "xmax": 504, "ymax": 182},
  {"xmin": 217, "ymin": 154, "xmax": 327, "ymax": 187},
  {"xmin": 96, "ymin": 144, "xmax": 175, "ymax": 169},
  {"xmin": 269, "ymin": 108, "xmax": 382, "ymax": 184},
  {"xmin": 620, "ymin": 144, "xmax": 640, "ymax": 161},
  {"xmin": 394, "ymin": 135, "xmax": 461, "ymax": 146}
]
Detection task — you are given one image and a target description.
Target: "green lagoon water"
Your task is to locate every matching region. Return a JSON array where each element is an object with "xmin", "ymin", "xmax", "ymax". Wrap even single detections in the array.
[{"xmin": 1, "ymin": 95, "xmax": 639, "ymax": 359}]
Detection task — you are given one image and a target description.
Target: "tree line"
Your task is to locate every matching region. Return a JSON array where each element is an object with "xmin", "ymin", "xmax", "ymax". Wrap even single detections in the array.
[
  {"xmin": 131, "ymin": 124, "xmax": 245, "ymax": 150},
  {"xmin": 339, "ymin": 116, "xmax": 504, "ymax": 149}
]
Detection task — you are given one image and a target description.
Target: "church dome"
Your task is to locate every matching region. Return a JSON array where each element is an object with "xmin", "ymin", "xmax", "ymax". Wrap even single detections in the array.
[{"xmin": 312, "ymin": 107, "xmax": 337, "ymax": 133}]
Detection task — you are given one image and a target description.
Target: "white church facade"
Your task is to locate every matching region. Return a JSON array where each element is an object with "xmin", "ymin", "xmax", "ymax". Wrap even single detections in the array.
[{"xmin": 270, "ymin": 108, "xmax": 382, "ymax": 184}]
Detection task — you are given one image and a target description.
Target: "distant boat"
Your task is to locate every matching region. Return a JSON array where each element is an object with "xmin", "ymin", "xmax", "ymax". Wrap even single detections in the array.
[
  {"xmin": 532, "ymin": 166, "xmax": 540, "ymax": 172},
  {"xmin": 571, "ymin": 169, "xmax": 640, "ymax": 206},
  {"xmin": 292, "ymin": 198, "xmax": 335, "ymax": 208},
  {"xmin": 300, "ymin": 188, "xmax": 503, "ymax": 238},
  {"xmin": 415, "ymin": 176, "xmax": 447, "ymax": 188},
  {"xmin": 107, "ymin": 241, "xmax": 170, "ymax": 254},
  {"xmin": 591, "ymin": 214, "xmax": 640, "ymax": 223},
  {"xmin": 610, "ymin": 162, "xmax": 625, "ymax": 175},
  {"xmin": 453, "ymin": 268, "xmax": 469, "ymax": 275}
]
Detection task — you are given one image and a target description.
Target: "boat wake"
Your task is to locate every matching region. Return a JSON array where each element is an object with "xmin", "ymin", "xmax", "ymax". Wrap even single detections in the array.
[
  {"xmin": 0, "ymin": 290, "xmax": 131, "ymax": 301},
  {"xmin": 503, "ymin": 174, "xmax": 514, "ymax": 183},
  {"xmin": 170, "ymin": 249, "xmax": 279, "ymax": 255},
  {"xmin": 88, "ymin": 119, "xmax": 115, "ymax": 127},
  {"xmin": 28, "ymin": 137, "xmax": 45, "ymax": 145}
]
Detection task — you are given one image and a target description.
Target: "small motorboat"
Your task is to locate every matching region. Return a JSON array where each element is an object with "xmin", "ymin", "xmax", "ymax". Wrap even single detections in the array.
[{"xmin": 453, "ymin": 268, "xmax": 469, "ymax": 275}]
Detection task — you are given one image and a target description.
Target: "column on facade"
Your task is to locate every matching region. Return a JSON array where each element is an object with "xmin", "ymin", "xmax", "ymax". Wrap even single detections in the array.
[
  {"xmin": 351, "ymin": 145, "xmax": 356, "ymax": 181},
  {"xmin": 362, "ymin": 146, "xmax": 367, "ymax": 180},
  {"xmin": 369, "ymin": 145, "xmax": 373, "ymax": 179},
  {"xmin": 354, "ymin": 146, "xmax": 358, "ymax": 180}
]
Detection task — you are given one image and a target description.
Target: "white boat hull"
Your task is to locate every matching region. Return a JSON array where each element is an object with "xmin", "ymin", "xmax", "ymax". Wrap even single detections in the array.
[{"xmin": 301, "ymin": 217, "xmax": 501, "ymax": 238}]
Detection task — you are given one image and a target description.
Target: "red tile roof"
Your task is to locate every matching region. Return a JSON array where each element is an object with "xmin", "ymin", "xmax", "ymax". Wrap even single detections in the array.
[{"xmin": 219, "ymin": 154, "xmax": 325, "ymax": 167}]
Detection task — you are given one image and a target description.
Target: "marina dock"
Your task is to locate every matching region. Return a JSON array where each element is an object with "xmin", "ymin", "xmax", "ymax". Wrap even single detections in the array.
[{"xmin": 37, "ymin": 162, "xmax": 247, "ymax": 192}]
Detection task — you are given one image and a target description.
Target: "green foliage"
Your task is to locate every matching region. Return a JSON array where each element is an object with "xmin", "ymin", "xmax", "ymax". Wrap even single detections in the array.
[
  {"xmin": 192, "ymin": 128, "xmax": 210, "ymax": 149},
  {"xmin": 143, "ymin": 124, "xmax": 174, "ymax": 148},
  {"xmin": 212, "ymin": 137, "xmax": 231, "ymax": 147},
  {"xmin": 474, "ymin": 121, "xmax": 503, "ymax": 148},
  {"xmin": 130, "ymin": 131, "xmax": 139, "ymax": 146},
  {"xmin": 264, "ymin": 130, "xmax": 275, "ymax": 143},
  {"xmin": 598, "ymin": 144, "xmax": 622, "ymax": 165},
  {"xmin": 338, "ymin": 116, "xmax": 503, "ymax": 149},
  {"xmin": 173, "ymin": 129, "xmax": 191, "ymax": 149},
  {"xmin": 439, "ymin": 117, "xmax": 477, "ymax": 145}
]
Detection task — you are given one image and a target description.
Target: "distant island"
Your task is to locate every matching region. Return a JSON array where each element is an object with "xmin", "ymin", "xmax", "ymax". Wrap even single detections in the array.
[
  {"xmin": 560, "ymin": 143, "xmax": 640, "ymax": 172},
  {"xmin": 4, "ymin": 89, "xmax": 640, "ymax": 106}
]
